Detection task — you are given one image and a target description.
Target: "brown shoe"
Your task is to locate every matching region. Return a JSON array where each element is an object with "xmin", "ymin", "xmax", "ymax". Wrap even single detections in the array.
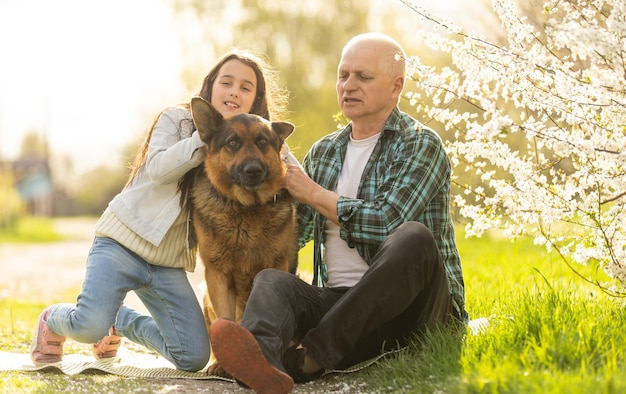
[
  {"xmin": 210, "ymin": 318, "xmax": 294, "ymax": 394},
  {"xmin": 93, "ymin": 326, "xmax": 122, "ymax": 359},
  {"xmin": 30, "ymin": 307, "xmax": 66, "ymax": 365}
]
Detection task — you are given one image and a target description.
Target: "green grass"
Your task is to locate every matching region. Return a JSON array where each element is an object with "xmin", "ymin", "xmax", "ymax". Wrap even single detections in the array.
[
  {"xmin": 355, "ymin": 230, "xmax": 626, "ymax": 393},
  {"xmin": 0, "ymin": 216, "xmax": 64, "ymax": 243},
  {"xmin": 2, "ymin": 225, "xmax": 625, "ymax": 393}
]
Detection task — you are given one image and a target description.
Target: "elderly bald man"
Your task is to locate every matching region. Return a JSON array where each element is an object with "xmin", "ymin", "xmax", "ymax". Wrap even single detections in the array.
[{"xmin": 210, "ymin": 32, "xmax": 468, "ymax": 394}]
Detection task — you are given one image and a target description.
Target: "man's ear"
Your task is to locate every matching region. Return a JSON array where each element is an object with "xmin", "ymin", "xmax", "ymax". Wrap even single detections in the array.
[{"xmin": 391, "ymin": 75, "xmax": 405, "ymax": 101}]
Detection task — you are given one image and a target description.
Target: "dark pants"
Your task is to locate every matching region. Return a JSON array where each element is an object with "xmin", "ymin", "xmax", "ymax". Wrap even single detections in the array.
[{"xmin": 240, "ymin": 221, "xmax": 453, "ymax": 372}]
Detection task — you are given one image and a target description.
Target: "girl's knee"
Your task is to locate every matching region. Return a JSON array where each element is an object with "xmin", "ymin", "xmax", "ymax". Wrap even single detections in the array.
[
  {"xmin": 173, "ymin": 350, "xmax": 210, "ymax": 372},
  {"xmin": 171, "ymin": 336, "xmax": 210, "ymax": 371}
]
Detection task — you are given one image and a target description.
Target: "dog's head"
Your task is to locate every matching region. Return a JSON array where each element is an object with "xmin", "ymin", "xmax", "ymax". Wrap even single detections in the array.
[{"xmin": 190, "ymin": 96, "xmax": 295, "ymax": 206}]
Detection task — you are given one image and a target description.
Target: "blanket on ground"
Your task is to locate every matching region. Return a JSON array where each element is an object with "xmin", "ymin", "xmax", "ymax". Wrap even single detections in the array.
[
  {"xmin": 0, "ymin": 318, "xmax": 489, "ymax": 378},
  {"xmin": 0, "ymin": 347, "xmax": 396, "ymax": 380}
]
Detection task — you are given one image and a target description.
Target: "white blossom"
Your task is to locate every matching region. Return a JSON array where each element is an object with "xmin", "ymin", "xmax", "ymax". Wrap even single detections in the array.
[{"xmin": 402, "ymin": 0, "xmax": 626, "ymax": 288}]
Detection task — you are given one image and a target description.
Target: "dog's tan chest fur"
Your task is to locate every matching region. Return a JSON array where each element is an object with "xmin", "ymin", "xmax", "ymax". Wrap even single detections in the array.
[{"xmin": 191, "ymin": 177, "xmax": 296, "ymax": 275}]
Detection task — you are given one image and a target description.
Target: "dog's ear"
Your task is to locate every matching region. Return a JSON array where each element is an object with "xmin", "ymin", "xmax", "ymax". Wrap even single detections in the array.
[
  {"xmin": 271, "ymin": 122, "xmax": 295, "ymax": 141},
  {"xmin": 190, "ymin": 96, "xmax": 223, "ymax": 143}
]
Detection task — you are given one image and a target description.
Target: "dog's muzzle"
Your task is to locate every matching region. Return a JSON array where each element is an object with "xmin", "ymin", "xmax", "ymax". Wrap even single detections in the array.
[{"xmin": 231, "ymin": 159, "xmax": 269, "ymax": 189}]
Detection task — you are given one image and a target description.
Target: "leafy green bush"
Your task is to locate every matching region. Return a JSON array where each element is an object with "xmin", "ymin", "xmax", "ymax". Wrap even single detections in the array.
[{"xmin": 0, "ymin": 169, "xmax": 25, "ymax": 231}]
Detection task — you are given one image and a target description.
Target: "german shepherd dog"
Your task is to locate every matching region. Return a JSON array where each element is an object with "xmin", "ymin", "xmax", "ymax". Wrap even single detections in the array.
[{"xmin": 187, "ymin": 97, "xmax": 298, "ymax": 373}]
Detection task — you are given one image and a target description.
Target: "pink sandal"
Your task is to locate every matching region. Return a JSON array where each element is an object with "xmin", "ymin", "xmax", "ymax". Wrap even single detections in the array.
[
  {"xmin": 93, "ymin": 326, "xmax": 122, "ymax": 359},
  {"xmin": 30, "ymin": 307, "xmax": 66, "ymax": 365}
]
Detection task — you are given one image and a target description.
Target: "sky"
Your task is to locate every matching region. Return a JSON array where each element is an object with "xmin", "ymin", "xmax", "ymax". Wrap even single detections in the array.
[
  {"xmin": 0, "ymin": 0, "xmax": 185, "ymax": 173},
  {"xmin": 0, "ymin": 0, "xmax": 469, "ymax": 176}
]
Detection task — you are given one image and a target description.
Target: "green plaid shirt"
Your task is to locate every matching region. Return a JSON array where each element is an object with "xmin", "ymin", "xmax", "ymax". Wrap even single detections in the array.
[{"xmin": 296, "ymin": 107, "xmax": 467, "ymax": 322}]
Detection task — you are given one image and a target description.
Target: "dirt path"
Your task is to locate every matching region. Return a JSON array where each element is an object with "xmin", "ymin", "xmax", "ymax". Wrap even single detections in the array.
[
  {"xmin": 0, "ymin": 217, "xmax": 365, "ymax": 393},
  {"xmin": 0, "ymin": 217, "xmax": 206, "ymax": 312},
  {"xmin": 0, "ymin": 217, "xmax": 94, "ymax": 301}
]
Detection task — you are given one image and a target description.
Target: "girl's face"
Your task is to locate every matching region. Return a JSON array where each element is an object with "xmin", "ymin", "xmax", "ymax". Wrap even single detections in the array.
[{"xmin": 210, "ymin": 59, "xmax": 258, "ymax": 118}]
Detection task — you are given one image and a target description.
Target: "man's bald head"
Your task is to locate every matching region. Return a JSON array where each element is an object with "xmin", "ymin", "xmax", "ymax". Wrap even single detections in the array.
[{"xmin": 341, "ymin": 33, "xmax": 406, "ymax": 80}]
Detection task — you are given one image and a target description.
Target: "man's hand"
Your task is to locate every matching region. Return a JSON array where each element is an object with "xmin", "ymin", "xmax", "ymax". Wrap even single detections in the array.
[{"xmin": 285, "ymin": 164, "xmax": 340, "ymax": 226}]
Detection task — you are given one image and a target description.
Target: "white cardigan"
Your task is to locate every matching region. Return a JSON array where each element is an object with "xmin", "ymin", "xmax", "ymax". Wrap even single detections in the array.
[
  {"xmin": 93, "ymin": 106, "xmax": 205, "ymax": 271},
  {"xmin": 105, "ymin": 106, "xmax": 205, "ymax": 247}
]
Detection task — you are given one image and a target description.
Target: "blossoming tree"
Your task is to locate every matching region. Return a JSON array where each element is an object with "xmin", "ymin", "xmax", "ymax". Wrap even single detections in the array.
[{"xmin": 402, "ymin": 0, "xmax": 625, "ymax": 292}]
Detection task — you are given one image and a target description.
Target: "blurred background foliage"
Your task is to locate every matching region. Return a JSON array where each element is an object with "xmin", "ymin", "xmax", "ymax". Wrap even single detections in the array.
[{"xmin": 2, "ymin": 0, "xmax": 512, "ymax": 221}]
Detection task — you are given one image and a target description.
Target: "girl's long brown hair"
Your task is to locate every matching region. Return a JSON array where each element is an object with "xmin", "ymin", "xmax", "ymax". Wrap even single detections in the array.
[{"xmin": 124, "ymin": 49, "xmax": 289, "ymax": 188}]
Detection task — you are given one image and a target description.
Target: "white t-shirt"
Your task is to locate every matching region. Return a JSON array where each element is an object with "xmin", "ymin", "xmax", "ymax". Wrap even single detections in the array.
[{"xmin": 325, "ymin": 132, "xmax": 380, "ymax": 287}]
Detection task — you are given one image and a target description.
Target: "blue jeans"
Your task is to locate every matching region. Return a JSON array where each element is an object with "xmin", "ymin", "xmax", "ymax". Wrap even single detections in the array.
[
  {"xmin": 45, "ymin": 237, "xmax": 210, "ymax": 371},
  {"xmin": 241, "ymin": 221, "xmax": 454, "ymax": 371}
]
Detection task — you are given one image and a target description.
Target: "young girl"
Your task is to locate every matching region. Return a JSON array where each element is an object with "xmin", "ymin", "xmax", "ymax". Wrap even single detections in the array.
[{"xmin": 30, "ymin": 49, "xmax": 290, "ymax": 371}]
